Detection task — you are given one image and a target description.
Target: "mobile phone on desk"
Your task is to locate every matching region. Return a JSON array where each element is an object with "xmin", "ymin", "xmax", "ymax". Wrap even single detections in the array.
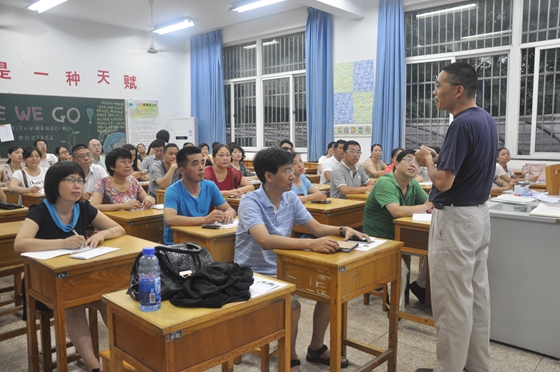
[
  {"xmin": 202, "ymin": 224, "xmax": 221, "ymax": 229},
  {"xmin": 348, "ymin": 235, "xmax": 367, "ymax": 242},
  {"xmin": 311, "ymin": 200, "xmax": 331, "ymax": 204}
]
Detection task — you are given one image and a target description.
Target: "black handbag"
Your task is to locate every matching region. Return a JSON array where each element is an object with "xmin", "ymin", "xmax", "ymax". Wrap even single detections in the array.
[{"xmin": 127, "ymin": 242, "xmax": 214, "ymax": 301}]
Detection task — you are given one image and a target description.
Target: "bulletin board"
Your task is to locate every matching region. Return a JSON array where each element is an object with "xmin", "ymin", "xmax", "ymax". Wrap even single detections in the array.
[
  {"xmin": 125, "ymin": 99, "xmax": 159, "ymax": 147},
  {"xmin": 0, "ymin": 93, "xmax": 126, "ymax": 155}
]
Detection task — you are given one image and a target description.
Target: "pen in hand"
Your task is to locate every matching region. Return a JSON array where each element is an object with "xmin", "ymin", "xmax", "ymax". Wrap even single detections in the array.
[{"xmin": 70, "ymin": 227, "xmax": 85, "ymax": 249}]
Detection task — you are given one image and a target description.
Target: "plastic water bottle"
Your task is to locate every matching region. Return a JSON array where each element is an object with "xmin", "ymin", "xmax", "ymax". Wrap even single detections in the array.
[
  {"xmin": 524, "ymin": 173, "xmax": 531, "ymax": 196},
  {"xmin": 138, "ymin": 247, "xmax": 161, "ymax": 312}
]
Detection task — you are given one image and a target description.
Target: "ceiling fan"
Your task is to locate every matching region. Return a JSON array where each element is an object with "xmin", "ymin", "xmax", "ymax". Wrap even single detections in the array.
[{"xmin": 147, "ymin": 0, "xmax": 158, "ymax": 54}]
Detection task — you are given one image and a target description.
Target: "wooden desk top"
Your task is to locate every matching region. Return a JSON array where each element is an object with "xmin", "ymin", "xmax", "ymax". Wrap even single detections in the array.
[
  {"xmin": 0, "ymin": 206, "xmax": 28, "ymax": 223},
  {"xmin": 394, "ymin": 216, "xmax": 431, "ymax": 229},
  {"xmin": 0, "ymin": 221, "xmax": 23, "ymax": 238},
  {"xmin": 274, "ymin": 235, "xmax": 401, "ymax": 268},
  {"xmin": 171, "ymin": 224, "xmax": 237, "ymax": 239},
  {"xmin": 345, "ymin": 192, "xmax": 370, "ymax": 201},
  {"xmin": 103, "ymin": 274, "xmax": 294, "ymax": 331},
  {"xmin": 25, "ymin": 235, "xmax": 154, "ymax": 272},
  {"xmin": 313, "ymin": 183, "xmax": 330, "ymax": 192},
  {"xmin": 302, "ymin": 197, "xmax": 365, "ymax": 211},
  {"xmin": 103, "ymin": 208, "xmax": 164, "ymax": 222}
]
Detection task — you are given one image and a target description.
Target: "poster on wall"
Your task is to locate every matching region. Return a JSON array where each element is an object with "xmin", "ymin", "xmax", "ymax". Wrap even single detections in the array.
[
  {"xmin": 125, "ymin": 99, "xmax": 159, "ymax": 148},
  {"xmin": 333, "ymin": 59, "xmax": 374, "ymax": 138}
]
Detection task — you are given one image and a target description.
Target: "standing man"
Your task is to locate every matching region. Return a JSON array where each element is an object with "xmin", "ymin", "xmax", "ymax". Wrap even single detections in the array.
[
  {"xmin": 319, "ymin": 139, "xmax": 345, "ymax": 184},
  {"xmin": 140, "ymin": 139, "xmax": 165, "ymax": 173},
  {"xmin": 234, "ymin": 147, "xmax": 369, "ymax": 371},
  {"xmin": 363, "ymin": 150, "xmax": 432, "ymax": 308},
  {"xmin": 329, "ymin": 140, "xmax": 373, "ymax": 199},
  {"xmin": 148, "ymin": 143, "xmax": 181, "ymax": 198},
  {"xmin": 72, "ymin": 144, "xmax": 108, "ymax": 201},
  {"xmin": 88, "ymin": 139, "xmax": 106, "ymax": 171},
  {"xmin": 163, "ymin": 146, "xmax": 235, "ymax": 245},
  {"xmin": 415, "ymin": 62, "xmax": 497, "ymax": 372}
]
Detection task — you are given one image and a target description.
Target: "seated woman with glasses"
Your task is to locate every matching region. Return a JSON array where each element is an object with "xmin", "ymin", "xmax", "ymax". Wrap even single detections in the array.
[
  {"xmin": 204, "ymin": 143, "xmax": 254, "ymax": 198},
  {"xmin": 14, "ymin": 162, "xmax": 125, "ymax": 372},
  {"xmin": 55, "ymin": 145, "xmax": 71, "ymax": 162},
  {"xmin": 91, "ymin": 148, "xmax": 155, "ymax": 211},
  {"xmin": 291, "ymin": 152, "xmax": 328, "ymax": 203}
]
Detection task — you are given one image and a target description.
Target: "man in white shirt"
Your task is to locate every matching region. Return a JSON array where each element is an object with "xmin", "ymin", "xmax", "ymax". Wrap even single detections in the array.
[
  {"xmin": 72, "ymin": 144, "xmax": 108, "ymax": 200},
  {"xmin": 33, "ymin": 139, "xmax": 58, "ymax": 168},
  {"xmin": 88, "ymin": 139, "xmax": 106, "ymax": 171},
  {"xmin": 319, "ymin": 139, "xmax": 345, "ymax": 184},
  {"xmin": 330, "ymin": 141, "xmax": 373, "ymax": 199}
]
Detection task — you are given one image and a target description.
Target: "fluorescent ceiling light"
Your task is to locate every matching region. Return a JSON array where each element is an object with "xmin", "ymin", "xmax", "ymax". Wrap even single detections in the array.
[
  {"xmin": 230, "ymin": 0, "xmax": 285, "ymax": 13},
  {"xmin": 243, "ymin": 39, "xmax": 279, "ymax": 49},
  {"xmin": 461, "ymin": 30, "xmax": 512, "ymax": 40},
  {"xmin": 153, "ymin": 19, "xmax": 194, "ymax": 35},
  {"xmin": 27, "ymin": 0, "xmax": 67, "ymax": 13},
  {"xmin": 416, "ymin": 4, "xmax": 476, "ymax": 19}
]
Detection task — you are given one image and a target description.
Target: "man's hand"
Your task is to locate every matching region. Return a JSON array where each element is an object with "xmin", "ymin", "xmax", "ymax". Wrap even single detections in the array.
[
  {"xmin": 205, "ymin": 209, "xmax": 225, "ymax": 224},
  {"xmin": 415, "ymin": 148, "xmax": 433, "ymax": 167},
  {"xmin": 307, "ymin": 237, "xmax": 340, "ymax": 253},
  {"xmin": 343, "ymin": 227, "xmax": 371, "ymax": 242},
  {"xmin": 82, "ymin": 191, "xmax": 92, "ymax": 201}
]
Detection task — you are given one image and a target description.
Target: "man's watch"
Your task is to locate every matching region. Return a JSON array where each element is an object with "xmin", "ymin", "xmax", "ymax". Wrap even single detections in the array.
[{"xmin": 339, "ymin": 226, "xmax": 346, "ymax": 237}]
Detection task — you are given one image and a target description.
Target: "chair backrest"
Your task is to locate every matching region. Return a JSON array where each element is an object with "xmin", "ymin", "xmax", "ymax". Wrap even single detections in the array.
[
  {"xmin": 521, "ymin": 163, "xmax": 547, "ymax": 182},
  {"xmin": 545, "ymin": 164, "xmax": 560, "ymax": 195}
]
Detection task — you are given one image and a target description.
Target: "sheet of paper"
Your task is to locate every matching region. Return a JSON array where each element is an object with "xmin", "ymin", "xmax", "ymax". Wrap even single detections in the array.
[
  {"xmin": 412, "ymin": 213, "xmax": 432, "ymax": 222},
  {"xmin": 216, "ymin": 219, "xmax": 239, "ymax": 229},
  {"xmin": 21, "ymin": 246, "xmax": 92, "ymax": 260},
  {"xmin": 529, "ymin": 203, "xmax": 560, "ymax": 218},
  {"xmin": 493, "ymin": 194, "xmax": 536, "ymax": 204},
  {"xmin": 151, "ymin": 204, "xmax": 164, "ymax": 210},
  {"xmin": 534, "ymin": 194, "xmax": 560, "ymax": 203},
  {"xmin": 0, "ymin": 124, "xmax": 14, "ymax": 142},
  {"xmin": 250, "ymin": 277, "xmax": 287, "ymax": 298},
  {"xmin": 355, "ymin": 238, "xmax": 387, "ymax": 251},
  {"xmin": 70, "ymin": 247, "xmax": 119, "ymax": 259}
]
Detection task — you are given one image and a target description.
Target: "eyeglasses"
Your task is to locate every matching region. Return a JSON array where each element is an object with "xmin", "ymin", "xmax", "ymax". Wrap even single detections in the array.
[
  {"xmin": 283, "ymin": 167, "xmax": 295, "ymax": 175},
  {"xmin": 117, "ymin": 159, "xmax": 133, "ymax": 165},
  {"xmin": 401, "ymin": 157, "xmax": 419, "ymax": 166},
  {"xmin": 347, "ymin": 150, "xmax": 362, "ymax": 155},
  {"xmin": 434, "ymin": 82, "xmax": 459, "ymax": 90},
  {"xmin": 75, "ymin": 152, "xmax": 92, "ymax": 160},
  {"xmin": 36, "ymin": 143, "xmax": 46, "ymax": 147},
  {"xmin": 58, "ymin": 150, "xmax": 69, "ymax": 155},
  {"xmin": 63, "ymin": 177, "xmax": 85, "ymax": 185}
]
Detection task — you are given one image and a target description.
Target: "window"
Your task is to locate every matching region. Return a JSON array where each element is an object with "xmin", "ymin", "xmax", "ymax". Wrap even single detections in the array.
[
  {"xmin": 405, "ymin": 0, "xmax": 560, "ymax": 158},
  {"xmin": 223, "ymin": 32, "xmax": 307, "ymax": 150}
]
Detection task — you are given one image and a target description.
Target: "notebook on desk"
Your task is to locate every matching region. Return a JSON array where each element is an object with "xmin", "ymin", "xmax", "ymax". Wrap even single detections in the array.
[{"xmin": 337, "ymin": 241, "xmax": 358, "ymax": 252}]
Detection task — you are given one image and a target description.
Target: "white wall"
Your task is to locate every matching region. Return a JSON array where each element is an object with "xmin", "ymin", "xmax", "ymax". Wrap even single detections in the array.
[{"xmin": 0, "ymin": 5, "xmax": 188, "ymax": 139}]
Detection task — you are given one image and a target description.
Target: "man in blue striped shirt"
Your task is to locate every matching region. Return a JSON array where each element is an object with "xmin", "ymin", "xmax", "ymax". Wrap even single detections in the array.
[{"xmin": 234, "ymin": 147, "xmax": 368, "ymax": 371}]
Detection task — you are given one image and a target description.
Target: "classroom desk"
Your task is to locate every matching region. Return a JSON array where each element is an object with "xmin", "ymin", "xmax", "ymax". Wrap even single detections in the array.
[
  {"xmin": 156, "ymin": 188, "xmax": 165, "ymax": 204},
  {"xmin": 103, "ymin": 276, "xmax": 295, "ymax": 372},
  {"xmin": 393, "ymin": 217, "xmax": 434, "ymax": 327},
  {"xmin": 0, "ymin": 206, "xmax": 28, "ymax": 223},
  {"xmin": 306, "ymin": 174, "xmax": 320, "ymax": 184},
  {"xmin": 225, "ymin": 196, "xmax": 241, "ymax": 212},
  {"xmin": 275, "ymin": 237, "xmax": 403, "ymax": 372},
  {"xmin": 0, "ymin": 221, "xmax": 25, "ymax": 342},
  {"xmin": 2, "ymin": 186, "xmax": 20, "ymax": 204},
  {"xmin": 313, "ymin": 183, "xmax": 330, "ymax": 192},
  {"xmin": 23, "ymin": 235, "xmax": 155, "ymax": 372},
  {"xmin": 293, "ymin": 198, "xmax": 366, "ymax": 235},
  {"xmin": 104, "ymin": 209, "xmax": 164, "ymax": 243},
  {"xmin": 345, "ymin": 192, "xmax": 370, "ymax": 201},
  {"xmin": 139, "ymin": 181, "xmax": 149, "ymax": 193},
  {"xmin": 172, "ymin": 224, "xmax": 237, "ymax": 263},
  {"xmin": 21, "ymin": 193, "xmax": 45, "ymax": 207}
]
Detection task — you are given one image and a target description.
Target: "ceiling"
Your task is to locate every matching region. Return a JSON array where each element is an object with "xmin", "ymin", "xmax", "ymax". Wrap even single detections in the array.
[{"xmin": 0, "ymin": 0, "xmax": 367, "ymax": 37}]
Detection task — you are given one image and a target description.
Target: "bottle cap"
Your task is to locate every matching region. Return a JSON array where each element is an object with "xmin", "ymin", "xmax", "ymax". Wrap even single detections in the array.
[{"xmin": 142, "ymin": 247, "xmax": 155, "ymax": 255}]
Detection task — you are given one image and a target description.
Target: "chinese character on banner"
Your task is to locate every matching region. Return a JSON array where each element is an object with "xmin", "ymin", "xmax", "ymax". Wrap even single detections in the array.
[
  {"xmin": 0, "ymin": 61, "xmax": 11, "ymax": 79},
  {"xmin": 66, "ymin": 71, "xmax": 80, "ymax": 86},
  {"xmin": 98, "ymin": 70, "xmax": 110, "ymax": 84},
  {"xmin": 124, "ymin": 75, "xmax": 137, "ymax": 89}
]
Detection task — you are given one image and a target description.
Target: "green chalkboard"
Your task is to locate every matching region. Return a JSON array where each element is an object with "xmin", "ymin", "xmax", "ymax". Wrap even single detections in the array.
[{"xmin": 0, "ymin": 93, "xmax": 126, "ymax": 156}]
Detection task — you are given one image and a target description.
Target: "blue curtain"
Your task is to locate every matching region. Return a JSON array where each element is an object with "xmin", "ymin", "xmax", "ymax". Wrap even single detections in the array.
[
  {"xmin": 372, "ymin": 0, "xmax": 405, "ymax": 164},
  {"xmin": 306, "ymin": 8, "xmax": 334, "ymax": 161},
  {"xmin": 190, "ymin": 30, "xmax": 226, "ymax": 146}
]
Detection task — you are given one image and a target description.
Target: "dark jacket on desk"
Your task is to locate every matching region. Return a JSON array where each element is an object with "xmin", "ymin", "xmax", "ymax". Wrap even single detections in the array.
[{"xmin": 170, "ymin": 262, "xmax": 254, "ymax": 308}]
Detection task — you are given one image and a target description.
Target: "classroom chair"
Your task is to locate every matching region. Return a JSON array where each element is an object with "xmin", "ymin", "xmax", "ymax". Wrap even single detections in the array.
[
  {"xmin": 545, "ymin": 164, "xmax": 560, "ymax": 195},
  {"xmin": 0, "ymin": 264, "xmax": 26, "ymax": 342}
]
